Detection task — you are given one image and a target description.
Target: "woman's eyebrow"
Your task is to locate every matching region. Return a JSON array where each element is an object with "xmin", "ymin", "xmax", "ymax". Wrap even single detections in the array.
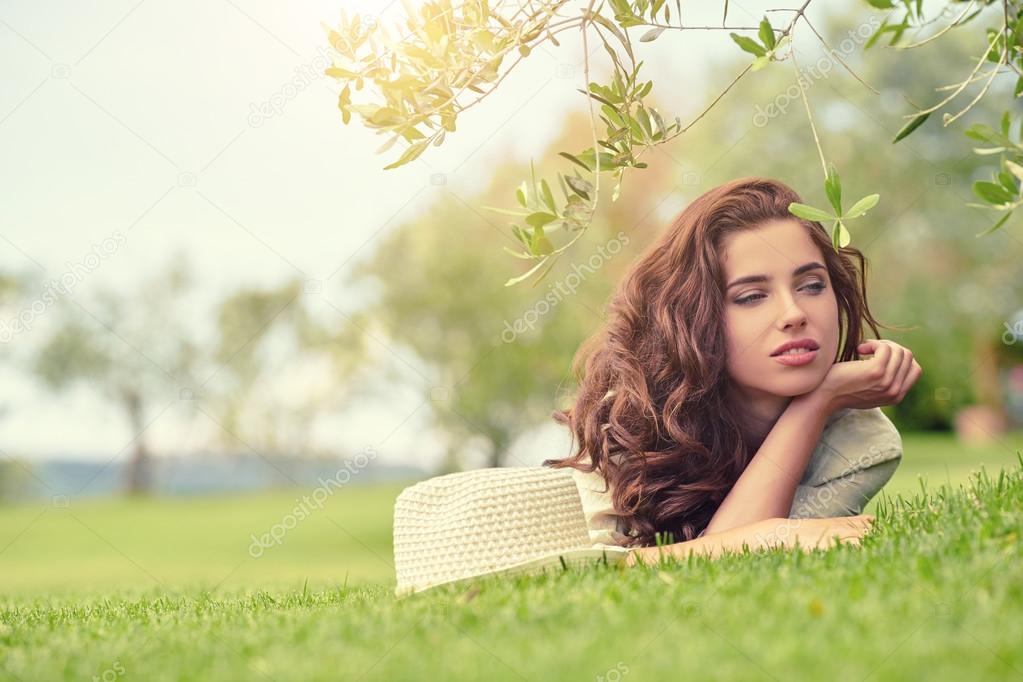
[{"xmin": 726, "ymin": 261, "xmax": 826, "ymax": 291}]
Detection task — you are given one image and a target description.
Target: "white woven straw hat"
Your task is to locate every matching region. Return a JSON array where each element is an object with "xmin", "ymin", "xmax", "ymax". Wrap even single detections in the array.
[{"xmin": 392, "ymin": 466, "xmax": 631, "ymax": 597}]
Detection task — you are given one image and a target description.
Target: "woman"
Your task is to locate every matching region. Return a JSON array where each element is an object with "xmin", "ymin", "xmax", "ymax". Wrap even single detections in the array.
[{"xmin": 542, "ymin": 177, "xmax": 922, "ymax": 567}]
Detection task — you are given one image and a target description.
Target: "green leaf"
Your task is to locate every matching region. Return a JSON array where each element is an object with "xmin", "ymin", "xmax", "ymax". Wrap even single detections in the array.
[
  {"xmin": 751, "ymin": 55, "xmax": 770, "ymax": 71},
  {"xmin": 640, "ymin": 27, "xmax": 665, "ymax": 42},
  {"xmin": 531, "ymin": 226, "xmax": 555, "ymax": 255},
  {"xmin": 511, "ymin": 224, "xmax": 531, "ymax": 247},
  {"xmin": 565, "ymin": 175, "xmax": 593, "ymax": 200},
  {"xmin": 625, "ymin": 113, "xmax": 646, "ymax": 142},
  {"xmin": 649, "ymin": 108, "xmax": 666, "ymax": 140},
  {"xmin": 998, "ymin": 170, "xmax": 1018, "ymax": 195},
  {"xmin": 973, "ymin": 180, "xmax": 1015, "ymax": 205},
  {"xmin": 382, "ymin": 139, "xmax": 429, "ymax": 170},
  {"xmin": 557, "ymin": 173, "xmax": 571, "ymax": 202},
  {"xmin": 515, "ymin": 180, "xmax": 528, "ymax": 208},
  {"xmin": 529, "ymin": 255, "xmax": 558, "ymax": 287},
  {"xmin": 635, "ymin": 107, "xmax": 653, "ymax": 139},
  {"xmin": 504, "ymin": 257, "xmax": 550, "ymax": 286},
  {"xmin": 525, "ymin": 212, "xmax": 558, "ymax": 229},
  {"xmin": 540, "ymin": 179, "xmax": 557, "ymax": 213},
  {"xmin": 824, "ymin": 164, "xmax": 842, "ymax": 214},
  {"xmin": 965, "ymin": 123, "xmax": 1012, "ymax": 147},
  {"xmin": 759, "ymin": 17, "xmax": 776, "ymax": 50},
  {"xmin": 892, "ymin": 112, "xmax": 930, "ymax": 143},
  {"xmin": 788, "ymin": 202, "xmax": 836, "ymax": 222},
  {"xmin": 559, "ymin": 152, "xmax": 592, "ymax": 172},
  {"xmin": 729, "ymin": 33, "xmax": 766, "ymax": 57},
  {"xmin": 1005, "ymin": 160, "xmax": 1023, "ymax": 184},
  {"xmin": 580, "ymin": 87, "xmax": 617, "ymax": 108},
  {"xmin": 843, "ymin": 194, "xmax": 880, "ymax": 219},
  {"xmin": 833, "ymin": 220, "xmax": 851, "ymax": 248},
  {"xmin": 481, "ymin": 205, "xmax": 530, "ymax": 217},
  {"xmin": 577, "ymin": 149, "xmax": 616, "ymax": 171}
]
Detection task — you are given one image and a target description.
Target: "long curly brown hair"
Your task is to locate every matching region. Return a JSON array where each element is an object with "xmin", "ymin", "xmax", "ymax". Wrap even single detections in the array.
[{"xmin": 543, "ymin": 176, "xmax": 902, "ymax": 547}]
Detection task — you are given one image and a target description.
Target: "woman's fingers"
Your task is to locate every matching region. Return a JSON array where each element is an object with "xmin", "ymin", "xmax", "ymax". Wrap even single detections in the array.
[
  {"xmin": 869, "ymin": 340, "xmax": 904, "ymax": 395},
  {"xmin": 891, "ymin": 352, "xmax": 915, "ymax": 400},
  {"xmin": 857, "ymin": 339, "xmax": 881, "ymax": 354},
  {"xmin": 859, "ymin": 340, "xmax": 920, "ymax": 406},
  {"xmin": 897, "ymin": 360, "xmax": 923, "ymax": 402}
]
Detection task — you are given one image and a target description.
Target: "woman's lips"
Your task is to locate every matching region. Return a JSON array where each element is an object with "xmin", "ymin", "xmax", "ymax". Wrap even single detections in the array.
[{"xmin": 772, "ymin": 348, "xmax": 818, "ymax": 366}]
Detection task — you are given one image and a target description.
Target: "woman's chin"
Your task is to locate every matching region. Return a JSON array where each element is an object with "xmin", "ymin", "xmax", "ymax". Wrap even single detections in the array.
[{"xmin": 769, "ymin": 375, "xmax": 824, "ymax": 398}]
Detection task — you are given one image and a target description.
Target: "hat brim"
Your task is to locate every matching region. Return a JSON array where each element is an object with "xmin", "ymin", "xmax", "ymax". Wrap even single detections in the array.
[{"xmin": 395, "ymin": 545, "xmax": 632, "ymax": 598}]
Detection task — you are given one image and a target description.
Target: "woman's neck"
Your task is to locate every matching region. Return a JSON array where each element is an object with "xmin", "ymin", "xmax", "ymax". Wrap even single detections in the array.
[{"xmin": 728, "ymin": 384, "xmax": 793, "ymax": 452}]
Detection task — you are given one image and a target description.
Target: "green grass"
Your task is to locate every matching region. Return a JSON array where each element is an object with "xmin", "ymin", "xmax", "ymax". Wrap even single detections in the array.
[{"xmin": 1, "ymin": 433, "xmax": 1022, "ymax": 681}]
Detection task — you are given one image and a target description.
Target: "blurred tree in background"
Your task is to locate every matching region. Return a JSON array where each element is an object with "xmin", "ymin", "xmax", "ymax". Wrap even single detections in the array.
[
  {"xmin": 339, "ymin": 110, "xmax": 677, "ymax": 470},
  {"xmin": 31, "ymin": 258, "xmax": 200, "ymax": 494},
  {"xmin": 209, "ymin": 278, "xmax": 363, "ymax": 458}
]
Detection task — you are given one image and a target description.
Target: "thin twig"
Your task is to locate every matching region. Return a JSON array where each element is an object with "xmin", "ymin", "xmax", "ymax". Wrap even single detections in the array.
[
  {"xmin": 892, "ymin": 0, "xmax": 977, "ymax": 50},
  {"xmin": 802, "ymin": 16, "xmax": 879, "ymax": 94},
  {"xmin": 904, "ymin": 16, "xmax": 1007, "ymax": 119},
  {"xmin": 642, "ymin": 23, "xmax": 782, "ymax": 31},
  {"xmin": 943, "ymin": 43, "xmax": 1008, "ymax": 126},
  {"xmin": 933, "ymin": 66, "xmax": 1009, "ymax": 91},
  {"xmin": 680, "ymin": 0, "xmax": 813, "ymax": 133},
  {"xmin": 582, "ymin": 0, "xmax": 601, "ymax": 194},
  {"xmin": 791, "ymin": 28, "xmax": 828, "ymax": 178}
]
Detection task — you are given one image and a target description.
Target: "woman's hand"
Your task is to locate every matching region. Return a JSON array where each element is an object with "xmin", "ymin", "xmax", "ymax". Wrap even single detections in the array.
[
  {"xmin": 625, "ymin": 514, "xmax": 875, "ymax": 566},
  {"xmin": 808, "ymin": 339, "xmax": 922, "ymax": 413},
  {"xmin": 742, "ymin": 514, "xmax": 876, "ymax": 551}
]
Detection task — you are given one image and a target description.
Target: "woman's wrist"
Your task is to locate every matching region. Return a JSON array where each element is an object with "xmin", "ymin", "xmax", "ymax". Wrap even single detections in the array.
[{"xmin": 791, "ymin": 386, "xmax": 837, "ymax": 418}]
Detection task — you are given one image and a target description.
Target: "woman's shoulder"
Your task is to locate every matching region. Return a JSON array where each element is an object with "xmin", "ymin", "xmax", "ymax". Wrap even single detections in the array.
[{"xmin": 817, "ymin": 405, "xmax": 903, "ymax": 472}]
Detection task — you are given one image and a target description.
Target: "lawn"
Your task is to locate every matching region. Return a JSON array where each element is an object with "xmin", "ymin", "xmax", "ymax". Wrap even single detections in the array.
[{"xmin": 1, "ymin": 431, "xmax": 1021, "ymax": 681}]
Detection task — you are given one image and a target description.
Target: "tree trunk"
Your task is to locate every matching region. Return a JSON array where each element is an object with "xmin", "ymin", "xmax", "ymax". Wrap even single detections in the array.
[
  {"xmin": 487, "ymin": 432, "xmax": 510, "ymax": 469},
  {"xmin": 123, "ymin": 392, "xmax": 151, "ymax": 495}
]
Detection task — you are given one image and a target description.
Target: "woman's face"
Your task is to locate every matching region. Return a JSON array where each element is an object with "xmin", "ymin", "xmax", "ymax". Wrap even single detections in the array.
[{"xmin": 720, "ymin": 218, "xmax": 840, "ymax": 402}]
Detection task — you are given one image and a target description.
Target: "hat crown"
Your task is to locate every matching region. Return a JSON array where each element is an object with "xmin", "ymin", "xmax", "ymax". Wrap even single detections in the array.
[{"xmin": 393, "ymin": 466, "xmax": 598, "ymax": 596}]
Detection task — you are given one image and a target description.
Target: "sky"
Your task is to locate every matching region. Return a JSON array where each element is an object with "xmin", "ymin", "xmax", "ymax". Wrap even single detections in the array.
[{"xmin": 0, "ymin": 0, "xmax": 866, "ymax": 470}]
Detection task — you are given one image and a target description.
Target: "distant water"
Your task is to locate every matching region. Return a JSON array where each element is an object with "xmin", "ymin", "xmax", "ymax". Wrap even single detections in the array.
[{"xmin": 3, "ymin": 453, "xmax": 428, "ymax": 501}]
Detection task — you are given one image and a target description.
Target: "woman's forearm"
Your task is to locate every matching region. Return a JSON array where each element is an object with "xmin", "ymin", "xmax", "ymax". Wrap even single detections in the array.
[
  {"xmin": 626, "ymin": 513, "xmax": 874, "ymax": 566},
  {"xmin": 703, "ymin": 392, "xmax": 831, "ymax": 535},
  {"xmin": 628, "ymin": 517, "xmax": 776, "ymax": 565}
]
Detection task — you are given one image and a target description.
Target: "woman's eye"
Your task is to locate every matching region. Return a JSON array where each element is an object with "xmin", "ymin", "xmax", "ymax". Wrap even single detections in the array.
[
  {"xmin": 734, "ymin": 293, "xmax": 765, "ymax": 305},
  {"xmin": 734, "ymin": 281, "xmax": 826, "ymax": 306}
]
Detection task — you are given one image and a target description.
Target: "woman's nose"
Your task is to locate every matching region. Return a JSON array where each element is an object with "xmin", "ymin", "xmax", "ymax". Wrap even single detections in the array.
[{"xmin": 776, "ymin": 293, "xmax": 808, "ymax": 330}]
